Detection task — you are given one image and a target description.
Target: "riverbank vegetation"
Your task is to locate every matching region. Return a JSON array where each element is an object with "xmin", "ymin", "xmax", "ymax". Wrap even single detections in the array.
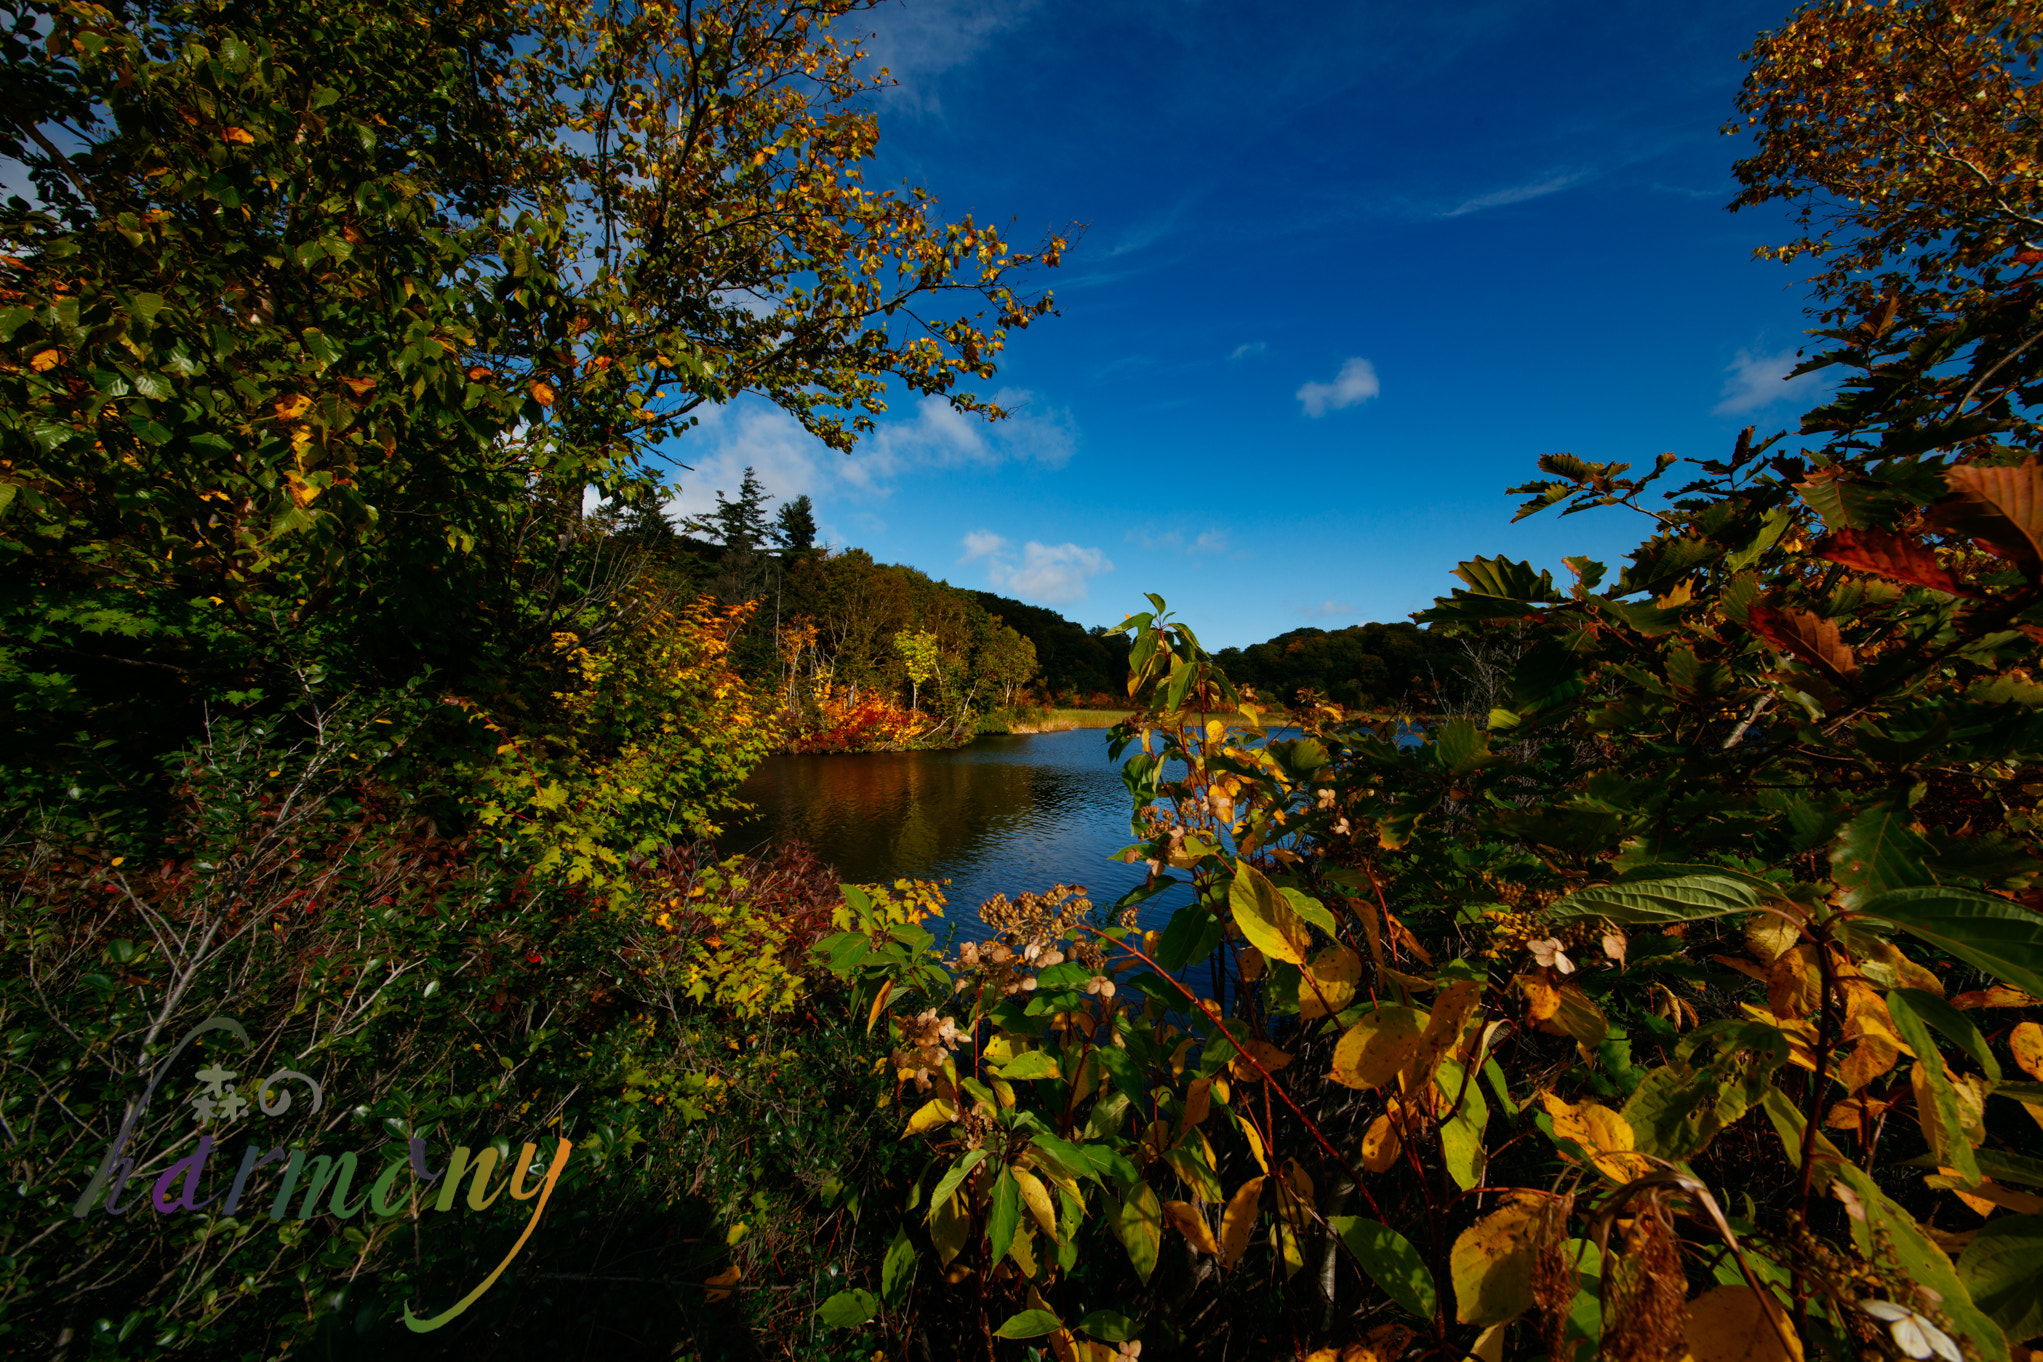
[{"xmin": 6, "ymin": 0, "xmax": 2043, "ymax": 1360}]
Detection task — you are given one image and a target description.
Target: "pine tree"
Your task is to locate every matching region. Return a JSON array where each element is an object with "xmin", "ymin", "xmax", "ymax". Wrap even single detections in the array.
[{"xmin": 774, "ymin": 494, "xmax": 817, "ymax": 553}]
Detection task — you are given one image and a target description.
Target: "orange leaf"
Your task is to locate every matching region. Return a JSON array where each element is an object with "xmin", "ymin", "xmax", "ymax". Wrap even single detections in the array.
[
  {"xmin": 273, "ymin": 394, "xmax": 312, "ymax": 421},
  {"xmin": 2012, "ymin": 1021, "xmax": 2043, "ymax": 1079},
  {"xmin": 1817, "ymin": 527, "xmax": 1979, "ymax": 598},
  {"xmin": 703, "ymin": 1264, "xmax": 741, "ymax": 1302},
  {"xmin": 466, "ymin": 365, "xmax": 494, "ymax": 382},
  {"xmin": 223, "ymin": 126, "xmax": 255, "ymax": 144},
  {"xmin": 1229, "ymin": 1039, "xmax": 1293, "ymax": 1083},
  {"xmin": 1927, "ymin": 458, "xmax": 2043, "ymax": 573},
  {"xmin": 530, "ymin": 380, "xmax": 556, "ymax": 407},
  {"xmin": 29, "ymin": 348, "xmax": 60, "ymax": 372},
  {"xmin": 338, "ymin": 376, "xmax": 376, "ymax": 397}
]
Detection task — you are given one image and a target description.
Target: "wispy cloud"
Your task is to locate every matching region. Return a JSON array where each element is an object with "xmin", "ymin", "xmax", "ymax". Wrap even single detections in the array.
[
  {"xmin": 859, "ymin": 0, "xmax": 1042, "ymax": 113},
  {"xmin": 1229, "ymin": 341, "xmax": 1268, "ymax": 361},
  {"xmin": 1125, "ymin": 527, "xmax": 1235, "ymax": 556},
  {"xmin": 1296, "ymin": 358, "xmax": 1381, "ymax": 417},
  {"xmin": 965, "ymin": 534, "xmax": 1115, "ymax": 604},
  {"xmin": 1300, "ymin": 599, "xmax": 1357, "ymax": 620},
  {"xmin": 1714, "ymin": 347, "xmax": 1826, "ymax": 416},
  {"xmin": 1444, "ymin": 170, "xmax": 1591, "ymax": 218}
]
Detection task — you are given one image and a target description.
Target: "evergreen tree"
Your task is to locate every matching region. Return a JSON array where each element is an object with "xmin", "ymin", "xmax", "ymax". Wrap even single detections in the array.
[
  {"xmin": 684, "ymin": 466, "xmax": 774, "ymax": 551},
  {"xmin": 774, "ymin": 494, "xmax": 818, "ymax": 554}
]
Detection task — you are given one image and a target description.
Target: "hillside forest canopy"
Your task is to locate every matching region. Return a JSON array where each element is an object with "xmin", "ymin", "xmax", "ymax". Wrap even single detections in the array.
[{"xmin": 5, "ymin": 0, "xmax": 2043, "ymax": 1361}]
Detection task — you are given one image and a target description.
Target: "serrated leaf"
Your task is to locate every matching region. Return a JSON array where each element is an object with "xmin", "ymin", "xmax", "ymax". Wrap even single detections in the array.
[
  {"xmin": 1928, "ymin": 458, "xmax": 2043, "ymax": 573},
  {"xmin": 1858, "ymin": 887, "xmax": 2043, "ymax": 998},
  {"xmin": 1959, "ymin": 1213, "xmax": 2043, "ymax": 1344},
  {"xmin": 1819, "ymin": 527, "xmax": 1978, "ymax": 597},
  {"xmin": 1830, "ymin": 805, "xmax": 1933, "ymax": 909},
  {"xmin": 1548, "ymin": 872, "xmax": 1768, "ymax": 925},
  {"xmin": 1745, "ymin": 601, "xmax": 1859, "ymax": 681}
]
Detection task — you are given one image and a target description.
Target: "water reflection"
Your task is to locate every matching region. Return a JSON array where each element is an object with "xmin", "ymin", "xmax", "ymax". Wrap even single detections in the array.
[{"xmin": 719, "ymin": 728, "xmax": 1177, "ymax": 935}]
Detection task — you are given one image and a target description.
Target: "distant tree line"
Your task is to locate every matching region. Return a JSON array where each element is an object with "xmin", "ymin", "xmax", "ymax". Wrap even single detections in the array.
[{"xmin": 1212, "ymin": 620, "xmax": 1467, "ymax": 710}]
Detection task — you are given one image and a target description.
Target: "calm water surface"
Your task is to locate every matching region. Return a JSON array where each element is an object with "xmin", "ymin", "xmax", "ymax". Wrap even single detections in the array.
[{"xmin": 719, "ymin": 728, "xmax": 1185, "ymax": 937}]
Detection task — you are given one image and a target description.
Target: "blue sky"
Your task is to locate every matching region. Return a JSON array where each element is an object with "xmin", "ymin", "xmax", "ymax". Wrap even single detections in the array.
[{"xmin": 665, "ymin": 0, "xmax": 1832, "ymax": 649}]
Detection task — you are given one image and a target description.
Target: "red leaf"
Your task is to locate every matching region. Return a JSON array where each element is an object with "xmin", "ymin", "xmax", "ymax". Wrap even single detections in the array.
[
  {"xmin": 1745, "ymin": 601, "xmax": 1860, "ymax": 682},
  {"xmin": 1817, "ymin": 527, "xmax": 1980, "ymax": 598}
]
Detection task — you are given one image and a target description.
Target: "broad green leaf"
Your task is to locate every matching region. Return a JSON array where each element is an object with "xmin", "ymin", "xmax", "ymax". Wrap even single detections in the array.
[
  {"xmin": 1429, "ymin": 718, "xmax": 1496, "ymax": 775},
  {"xmin": 993, "ymin": 1309, "xmax": 1063, "ymax": 1339},
  {"xmin": 1156, "ymin": 903, "xmax": 1223, "ymax": 971},
  {"xmin": 879, "ymin": 1229, "xmax": 917, "ymax": 1305},
  {"xmin": 817, "ymin": 1288, "xmax": 878, "ymax": 1330},
  {"xmin": 1888, "ymin": 994, "xmax": 1980, "ymax": 1186},
  {"xmin": 1830, "ymin": 806, "xmax": 1934, "ymax": 909},
  {"xmin": 1889, "ymin": 988, "xmax": 2000, "ymax": 1084},
  {"xmin": 1549, "ymin": 873, "xmax": 1769, "ymax": 925},
  {"xmin": 1330, "ymin": 1215, "xmax": 1437, "ymax": 1322},
  {"xmin": 1280, "ymin": 887, "xmax": 1339, "ymax": 938},
  {"xmin": 1959, "ymin": 1214, "xmax": 2043, "ymax": 1345},
  {"xmin": 1972, "ymin": 1148, "xmax": 2043, "ymax": 1188},
  {"xmin": 1858, "ymin": 887, "xmax": 2043, "ymax": 998},
  {"xmin": 1113, "ymin": 1182, "xmax": 1162, "ymax": 1284},
  {"xmin": 1230, "ymin": 860, "xmax": 1310, "ymax": 964},
  {"xmin": 986, "ymin": 1168, "xmax": 1021, "ymax": 1268}
]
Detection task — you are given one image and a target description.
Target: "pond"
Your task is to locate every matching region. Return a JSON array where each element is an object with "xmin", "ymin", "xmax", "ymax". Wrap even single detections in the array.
[{"xmin": 718, "ymin": 727, "xmax": 1186, "ymax": 939}]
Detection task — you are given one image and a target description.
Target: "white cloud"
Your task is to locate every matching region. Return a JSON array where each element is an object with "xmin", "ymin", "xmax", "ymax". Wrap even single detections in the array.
[
  {"xmin": 1714, "ymin": 347, "xmax": 1826, "ymax": 416},
  {"xmin": 1300, "ymin": 599, "xmax": 1357, "ymax": 620},
  {"xmin": 667, "ymin": 388, "xmax": 1075, "ymax": 521},
  {"xmin": 967, "ymin": 535, "xmax": 1115, "ymax": 604},
  {"xmin": 1125, "ymin": 527, "xmax": 1182, "ymax": 551},
  {"xmin": 1229, "ymin": 341, "xmax": 1268, "ymax": 361},
  {"xmin": 1296, "ymin": 358, "xmax": 1381, "ymax": 417},
  {"xmin": 1444, "ymin": 171, "xmax": 1591, "ymax": 218},
  {"xmin": 960, "ymin": 529, "xmax": 1009, "ymax": 561},
  {"xmin": 1190, "ymin": 530, "xmax": 1232, "ymax": 555}
]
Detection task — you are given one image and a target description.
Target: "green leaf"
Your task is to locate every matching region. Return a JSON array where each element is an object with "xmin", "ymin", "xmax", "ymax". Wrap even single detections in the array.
[
  {"xmin": 1886, "ymin": 992, "xmax": 1981, "ymax": 1186},
  {"xmin": 994, "ymin": 1050, "xmax": 1062, "ymax": 1081},
  {"xmin": 1959, "ymin": 1214, "xmax": 2043, "ymax": 1345},
  {"xmin": 0, "ymin": 305, "xmax": 32, "ymax": 341},
  {"xmin": 1888, "ymin": 987, "xmax": 2000, "ymax": 1084},
  {"xmin": 1428, "ymin": 718, "xmax": 1496, "ymax": 775},
  {"xmin": 1076, "ymin": 1310, "xmax": 1140, "ymax": 1342},
  {"xmin": 1230, "ymin": 860, "xmax": 1310, "ymax": 964},
  {"xmin": 1331, "ymin": 1215, "xmax": 1437, "ymax": 1321},
  {"xmin": 1548, "ymin": 872, "xmax": 1769, "ymax": 925},
  {"xmin": 993, "ymin": 1309, "xmax": 1063, "ymax": 1339},
  {"xmin": 1156, "ymin": 904, "xmax": 1223, "ymax": 971},
  {"xmin": 987, "ymin": 1168, "xmax": 1021, "ymax": 1267},
  {"xmin": 1113, "ymin": 1182, "xmax": 1162, "ymax": 1285},
  {"xmin": 1973, "ymin": 1148, "xmax": 2043, "ymax": 1188},
  {"xmin": 880, "ymin": 1229, "xmax": 917, "ymax": 1306},
  {"xmin": 1830, "ymin": 805, "xmax": 1934, "ymax": 909},
  {"xmin": 1454, "ymin": 556, "xmax": 1560, "ymax": 603},
  {"xmin": 1858, "ymin": 887, "xmax": 2043, "ymax": 998},
  {"xmin": 1279, "ymin": 887, "xmax": 1339, "ymax": 938},
  {"xmin": 927, "ymin": 1149, "xmax": 986, "ymax": 1215},
  {"xmin": 817, "ymin": 1288, "xmax": 878, "ymax": 1330}
]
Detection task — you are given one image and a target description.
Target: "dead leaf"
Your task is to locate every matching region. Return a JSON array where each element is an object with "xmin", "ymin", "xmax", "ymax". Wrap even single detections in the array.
[
  {"xmin": 1517, "ymin": 974, "xmax": 1561, "ymax": 1022},
  {"xmin": 2013, "ymin": 1021, "xmax": 2043, "ymax": 1079},
  {"xmin": 1229, "ymin": 1039, "xmax": 1293, "ymax": 1083},
  {"xmin": 1927, "ymin": 457, "xmax": 2043, "ymax": 574},
  {"xmin": 1539, "ymin": 1092, "xmax": 1652, "ymax": 1182},
  {"xmin": 530, "ymin": 380, "xmax": 556, "ymax": 406},
  {"xmin": 273, "ymin": 394, "xmax": 312, "ymax": 421},
  {"xmin": 1953, "ymin": 985, "xmax": 2041, "ymax": 1010},
  {"xmin": 1745, "ymin": 601, "xmax": 1860, "ymax": 682},
  {"xmin": 1683, "ymin": 1284, "xmax": 1802, "ymax": 1362},
  {"xmin": 703, "ymin": 1263, "xmax": 742, "ymax": 1303},
  {"xmin": 1744, "ymin": 914, "xmax": 1800, "ymax": 964}
]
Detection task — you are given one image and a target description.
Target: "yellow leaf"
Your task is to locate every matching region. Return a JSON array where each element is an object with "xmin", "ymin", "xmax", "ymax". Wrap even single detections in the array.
[
  {"xmin": 1361, "ymin": 1112, "xmax": 1401, "ymax": 1172},
  {"xmin": 1952, "ymin": 984, "xmax": 2039, "ymax": 1009},
  {"xmin": 1229, "ymin": 1039, "xmax": 1293, "ymax": 1083},
  {"xmin": 1467, "ymin": 1323, "xmax": 1509, "ymax": 1362},
  {"xmin": 931, "ymin": 1189, "xmax": 970, "ymax": 1265},
  {"xmin": 1179, "ymin": 1075, "xmax": 1214, "ymax": 1133},
  {"xmin": 902, "ymin": 1097, "xmax": 955, "ymax": 1137},
  {"xmin": 1163, "ymin": 1199, "xmax": 1220, "ymax": 1256},
  {"xmin": 1744, "ymin": 914, "xmax": 1800, "ymax": 964},
  {"xmin": 2012, "ymin": 1021, "xmax": 2043, "ymax": 1079},
  {"xmin": 530, "ymin": 380, "xmax": 556, "ymax": 406},
  {"xmin": 1517, "ymin": 974, "xmax": 1560, "ymax": 1022},
  {"xmin": 1219, "ymin": 1177, "xmax": 1264, "ymax": 1267},
  {"xmin": 29, "ymin": 348, "xmax": 60, "ymax": 372},
  {"xmin": 1450, "ymin": 1196, "xmax": 1543, "ymax": 1325},
  {"xmin": 1298, "ymin": 943, "xmax": 1363, "ymax": 1018},
  {"xmin": 703, "ymin": 1264, "xmax": 741, "ymax": 1303},
  {"xmin": 1330, "ymin": 1007, "xmax": 1423, "ymax": 1090},
  {"xmin": 1238, "ymin": 1110, "xmax": 1270, "ymax": 1173},
  {"xmin": 1683, "ymin": 1284, "xmax": 1803, "ymax": 1362},
  {"xmin": 223, "ymin": 126, "xmax": 255, "ymax": 144},
  {"xmin": 1404, "ymin": 978, "xmax": 1483, "ymax": 1088},
  {"xmin": 1013, "ymin": 1167, "xmax": 1059, "ymax": 1241},
  {"xmin": 273, "ymin": 394, "xmax": 312, "ymax": 420},
  {"xmin": 865, "ymin": 978, "xmax": 893, "ymax": 1035},
  {"xmin": 1229, "ymin": 860, "xmax": 1311, "ymax": 964},
  {"xmin": 1537, "ymin": 1092, "xmax": 1650, "ymax": 1182}
]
